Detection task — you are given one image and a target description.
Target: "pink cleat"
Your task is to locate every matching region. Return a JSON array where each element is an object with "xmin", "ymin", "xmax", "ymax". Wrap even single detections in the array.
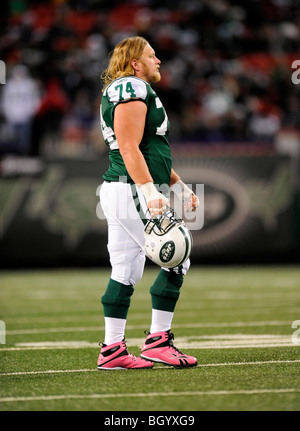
[
  {"xmin": 97, "ymin": 340, "xmax": 154, "ymax": 370},
  {"xmin": 141, "ymin": 330, "xmax": 197, "ymax": 368}
]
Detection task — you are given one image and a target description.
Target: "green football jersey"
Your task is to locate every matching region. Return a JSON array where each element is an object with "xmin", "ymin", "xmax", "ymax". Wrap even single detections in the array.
[{"xmin": 100, "ymin": 76, "xmax": 172, "ymax": 188}]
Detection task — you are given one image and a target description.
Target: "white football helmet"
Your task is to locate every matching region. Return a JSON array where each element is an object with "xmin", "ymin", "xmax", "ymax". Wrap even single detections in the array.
[{"xmin": 144, "ymin": 208, "xmax": 193, "ymax": 268}]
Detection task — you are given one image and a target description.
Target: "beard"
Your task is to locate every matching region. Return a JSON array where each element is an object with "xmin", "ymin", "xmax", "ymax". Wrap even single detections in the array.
[
  {"xmin": 141, "ymin": 61, "xmax": 161, "ymax": 84},
  {"xmin": 151, "ymin": 70, "xmax": 161, "ymax": 83}
]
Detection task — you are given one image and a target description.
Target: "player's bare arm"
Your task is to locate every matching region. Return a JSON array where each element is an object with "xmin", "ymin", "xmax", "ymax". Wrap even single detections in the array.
[
  {"xmin": 114, "ymin": 100, "xmax": 169, "ymax": 216},
  {"xmin": 114, "ymin": 100, "xmax": 150, "ymax": 184}
]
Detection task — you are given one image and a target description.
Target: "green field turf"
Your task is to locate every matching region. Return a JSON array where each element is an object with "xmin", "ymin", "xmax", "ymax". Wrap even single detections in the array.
[{"xmin": 0, "ymin": 265, "xmax": 300, "ymax": 411}]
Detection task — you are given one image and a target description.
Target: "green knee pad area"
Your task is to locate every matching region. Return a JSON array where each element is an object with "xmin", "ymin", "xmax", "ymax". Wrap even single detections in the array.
[
  {"xmin": 101, "ymin": 279, "xmax": 134, "ymax": 319},
  {"xmin": 150, "ymin": 269, "xmax": 184, "ymax": 313}
]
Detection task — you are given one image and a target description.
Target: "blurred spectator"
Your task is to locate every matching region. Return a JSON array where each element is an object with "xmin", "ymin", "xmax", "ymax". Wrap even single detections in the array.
[
  {"xmin": 247, "ymin": 98, "xmax": 281, "ymax": 141},
  {"xmin": 32, "ymin": 77, "xmax": 69, "ymax": 156},
  {"xmin": 1, "ymin": 65, "xmax": 41, "ymax": 155}
]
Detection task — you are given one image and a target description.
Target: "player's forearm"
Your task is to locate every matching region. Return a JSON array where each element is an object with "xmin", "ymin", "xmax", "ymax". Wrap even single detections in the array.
[
  {"xmin": 121, "ymin": 146, "xmax": 169, "ymax": 216},
  {"xmin": 170, "ymin": 169, "xmax": 181, "ymax": 187},
  {"xmin": 120, "ymin": 146, "xmax": 153, "ymax": 185}
]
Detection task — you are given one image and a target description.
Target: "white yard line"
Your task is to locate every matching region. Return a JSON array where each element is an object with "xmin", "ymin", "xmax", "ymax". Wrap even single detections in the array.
[
  {"xmin": 1, "ymin": 388, "xmax": 300, "ymax": 403},
  {"xmin": 0, "ymin": 368, "xmax": 97, "ymax": 376},
  {"xmin": 4, "ymin": 320, "xmax": 291, "ymax": 335},
  {"xmin": 1, "ymin": 359, "xmax": 300, "ymax": 377},
  {"xmin": 0, "ymin": 334, "xmax": 296, "ymax": 351}
]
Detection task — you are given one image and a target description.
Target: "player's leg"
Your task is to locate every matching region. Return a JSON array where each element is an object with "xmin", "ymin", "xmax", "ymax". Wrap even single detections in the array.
[
  {"xmin": 101, "ymin": 218, "xmax": 145, "ymax": 345},
  {"xmin": 141, "ymin": 257, "xmax": 197, "ymax": 368},
  {"xmin": 98, "ymin": 224, "xmax": 152, "ymax": 370},
  {"xmin": 98, "ymin": 181, "xmax": 152, "ymax": 370},
  {"xmin": 149, "ymin": 260, "xmax": 190, "ymax": 333},
  {"xmin": 100, "ymin": 181, "xmax": 146, "ymax": 345}
]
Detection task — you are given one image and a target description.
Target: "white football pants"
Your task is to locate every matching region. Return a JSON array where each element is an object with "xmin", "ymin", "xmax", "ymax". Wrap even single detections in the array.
[{"xmin": 100, "ymin": 181, "xmax": 190, "ymax": 286}]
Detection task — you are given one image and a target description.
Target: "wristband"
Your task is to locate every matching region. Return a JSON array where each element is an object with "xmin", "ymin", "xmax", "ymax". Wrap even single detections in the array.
[
  {"xmin": 139, "ymin": 182, "xmax": 163, "ymax": 203},
  {"xmin": 170, "ymin": 180, "xmax": 193, "ymax": 198}
]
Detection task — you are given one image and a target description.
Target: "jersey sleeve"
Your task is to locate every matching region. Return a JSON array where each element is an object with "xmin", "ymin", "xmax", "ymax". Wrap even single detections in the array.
[{"xmin": 106, "ymin": 77, "xmax": 148, "ymax": 106}]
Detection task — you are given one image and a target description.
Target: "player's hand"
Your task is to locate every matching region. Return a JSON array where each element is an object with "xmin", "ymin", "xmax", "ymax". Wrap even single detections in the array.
[
  {"xmin": 139, "ymin": 182, "xmax": 170, "ymax": 218},
  {"xmin": 184, "ymin": 192, "xmax": 199, "ymax": 213},
  {"xmin": 148, "ymin": 197, "xmax": 169, "ymax": 218},
  {"xmin": 171, "ymin": 180, "xmax": 199, "ymax": 213}
]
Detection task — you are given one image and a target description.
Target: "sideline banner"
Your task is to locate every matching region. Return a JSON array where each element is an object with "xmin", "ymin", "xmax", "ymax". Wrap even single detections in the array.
[
  {"xmin": 0, "ymin": 154, "xmax": 298, "ymax": 267},
  {"xmin": 172, "ymin": 154, "xmax": 299, "ymax": 263}
]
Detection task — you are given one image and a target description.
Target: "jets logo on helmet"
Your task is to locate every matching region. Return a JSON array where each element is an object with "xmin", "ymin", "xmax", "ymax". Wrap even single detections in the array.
[
  {"xmin": 160, "ymin": 241, "xmax": 175, "ymax": 263},
  {"xmin": 144, "ymin": 208, "xmax": 193, "ymax": 268}
]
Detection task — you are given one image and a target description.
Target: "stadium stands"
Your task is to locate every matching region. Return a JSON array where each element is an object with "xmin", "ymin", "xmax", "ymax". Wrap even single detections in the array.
[{"xmin": 0, "ymin": 0, "xmax": 299, "ymax": 156}]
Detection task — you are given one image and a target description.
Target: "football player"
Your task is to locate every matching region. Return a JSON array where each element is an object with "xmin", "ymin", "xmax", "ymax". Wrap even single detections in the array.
[{"xmin": 97, "ymin": 37, "xmax": 199, "ymax": 370}]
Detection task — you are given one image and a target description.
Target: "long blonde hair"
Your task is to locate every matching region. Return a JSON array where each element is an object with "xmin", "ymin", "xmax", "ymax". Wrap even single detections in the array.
[{"xmin": 101, "ymin": 36, "xmax": 148, "ymax": 91}]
